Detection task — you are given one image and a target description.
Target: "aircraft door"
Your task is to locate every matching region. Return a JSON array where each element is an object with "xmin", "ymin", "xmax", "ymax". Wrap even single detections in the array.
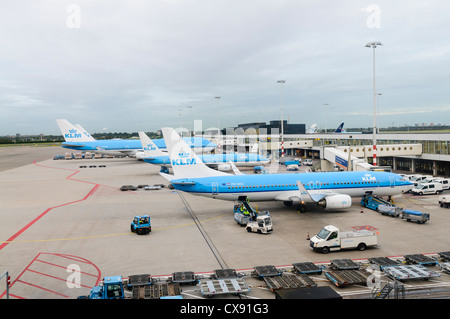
[
  {"xmin": 212, "ymin": 182, "xmax": 219, "ymax": 195},
  {"xmin": 390, "ymin": 176, "xmax": 395, "ymax": 188}
]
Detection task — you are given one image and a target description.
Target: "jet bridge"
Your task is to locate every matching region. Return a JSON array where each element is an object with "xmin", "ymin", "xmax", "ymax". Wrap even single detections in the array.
[
  {"xmin": 322, "ymin": 147, "xmax": 372, "ymax": 171},
  {"xmin": 322, "ymin": 143, "xmax": 422, "ymax": 172}
]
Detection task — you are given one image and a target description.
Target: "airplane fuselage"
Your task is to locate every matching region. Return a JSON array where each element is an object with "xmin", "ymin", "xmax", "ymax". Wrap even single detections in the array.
[
  {"xmin": 61, "ymin": 137, "xmax": 216, "ymax": 153},
  {"xmin": 144, "ymin": 153, "xmax": 270, "ymax": 167},
  {"xmin": 170, "ymin": 171, "xmax": 413, "ymax": 202}
]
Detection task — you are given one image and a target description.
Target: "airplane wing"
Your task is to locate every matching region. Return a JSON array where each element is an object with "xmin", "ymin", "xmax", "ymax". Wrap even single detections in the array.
[
  {"xmin": 274, "ymin": 182, "xmax": 334, "ymax": 203},
  {"xmin": 274, "ymin": 193, "xmax": 303, "ymax": 203},
  {"xmin": 62, "ymin": 143, "xmax": 85, "ymax": 148},
  {"xmin": 229, "ymin": 161, "xmax": 245, "ymax": 175},
  {"xmin": 171, "ymin": 180, "xmax": 196, "ymax": 186},
  {"xmin": 296, "ymin": 181, "xmax": 327, "ymax": 202}
]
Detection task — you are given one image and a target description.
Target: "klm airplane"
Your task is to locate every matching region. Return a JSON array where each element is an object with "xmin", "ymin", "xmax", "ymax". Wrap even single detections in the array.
[
  {"xmin": 56, "ymin": 119, "xmax": 216, "ymax": 157},
  {"xmin": 160, "ymin": 127, "xmax": 414, "ymax": 212},
  {"xmin": 138, "ymin": 132, "xmax": 269, "ymax": 172}
]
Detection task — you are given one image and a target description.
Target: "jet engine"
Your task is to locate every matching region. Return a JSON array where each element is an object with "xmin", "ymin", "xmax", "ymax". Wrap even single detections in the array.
[
  {"xmin": 317, "ymin": 194, "xmax": 352, "ymax": 210},
  {"xmin": 217, "ymin": 164, "xmax": 231, "ymax": 172}
]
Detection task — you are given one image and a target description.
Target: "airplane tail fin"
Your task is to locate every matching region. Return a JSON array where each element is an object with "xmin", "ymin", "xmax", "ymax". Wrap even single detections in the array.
[
  {"xmin": 74, "ymin": 124, "xmax": 96, "ymax": 141},
  {"xmin": 56, "ymin": 119, "xmax": 96, "ymax": 142},
  {"xmin": 161, "ymin": 127, "xmax": 229, "ymax": 179},
  {"xmin": 307, "ymin": 124, "xmax": 318, "ymax": 133},
  {"xmin": 334, "ymin": 123, "xmax": 345, "ymax": 133},
  {"xmin": 138, "ymin": 132, "xmax": 166, "ymax": 157}
]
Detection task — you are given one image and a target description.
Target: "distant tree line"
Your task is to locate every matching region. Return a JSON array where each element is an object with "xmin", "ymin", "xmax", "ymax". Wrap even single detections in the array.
[{"xmin": 0, "ymin": 132, "xmax": 161, "ymax": 144}]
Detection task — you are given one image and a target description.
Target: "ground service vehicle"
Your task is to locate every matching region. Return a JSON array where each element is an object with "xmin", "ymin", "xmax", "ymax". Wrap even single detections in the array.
[
  {"xmin": 78, "ymin": 274, "xmax": 181, "ymax": 299},
  {"xmin": 360, "ymin": 195, "xmax": 402, "ymax": 216},
  {"xmin": 79, "ymin": 276, "xmax": 125, "ymax": 299},
  {"xmin": 246, "ymin": 211, "xmax": 273, "ymax": 234},
  {"xmin": 253, "ymin": 166, "xmax": 269, "ymax": 174},
  {"xmin": 233, "ymin": 200, "xmax": 254, "ymax": 226},
  {"xmin": 310, "ymin": 225, "xmax": 378, "ymax": 254},
  {"xmin": 303, "ymin": 159, "xmax": 313, "ymax": 166},
  {"xmin": 432, "ymin": 178, "xmax": 450, "ymax": 190},
  {"xmin": 439, "ymin": 195, "xmax": 450, "ymax": 208},
  {"xmin": 233, "ymin": 199, "xmax": 273, "ymax": 234},
  {"xmin": 121, "ymin": 185, "xmax": 138, "ymax": 191},
  {"xmin": 401, "ymin": 210, "xmax": 430, "ymax": 224},
  {"xmin": 130, "ymin": 215, "xmax": 151, "ymax": 234},
  {"xmin": 411, "ymin": 182, "xmax": 443, "ymax": 195}
]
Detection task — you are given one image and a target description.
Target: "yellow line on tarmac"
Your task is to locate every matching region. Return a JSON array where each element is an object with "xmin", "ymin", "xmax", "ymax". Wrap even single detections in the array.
[{"xmin": 0, "ymin": 213, "xmax": 229, "ymax": 244}]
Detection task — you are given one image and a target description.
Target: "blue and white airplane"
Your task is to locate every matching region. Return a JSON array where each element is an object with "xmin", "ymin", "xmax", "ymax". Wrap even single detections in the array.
[
  {"xmin": 56, "ymin": 119, "xmax": 216, "ymax": 157},
  {"xmin": 160, "ymin": 127, "xmax": 414, "ymax": 212},
  {"xmin": 138, "ymin": 132, "xmax": 270, "ymax": 172}
]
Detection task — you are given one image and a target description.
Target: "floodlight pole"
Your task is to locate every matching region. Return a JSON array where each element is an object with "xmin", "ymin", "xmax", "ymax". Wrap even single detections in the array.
[
  {"xmin": 215, "ymin": 96, "xmax": 221, "ymax": 150},
  {"xmin": 366, "ymin": 42, "xmax": 382, "ymax": 166},
  {"xmin": 277, "ymin": 80, "xmax": 286, "ymax": 157}
]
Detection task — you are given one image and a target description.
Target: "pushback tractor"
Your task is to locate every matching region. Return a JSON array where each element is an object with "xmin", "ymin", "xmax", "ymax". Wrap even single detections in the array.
[{"xmin": 130, "ymin": 215, "xmax": 151, "ymax": 235}]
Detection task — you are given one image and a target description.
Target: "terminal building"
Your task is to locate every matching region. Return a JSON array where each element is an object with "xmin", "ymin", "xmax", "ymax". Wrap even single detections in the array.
[
  {"xmin": 277, "ymin": 132, "xmax": 450, "ymax": 177},
  {"xmin": 218, "ymin": 120, "xmax": 450, "ymax": 177},
  {"xmin": 233, "ymin": 120, "xmax": 305, "ymax": 135}
]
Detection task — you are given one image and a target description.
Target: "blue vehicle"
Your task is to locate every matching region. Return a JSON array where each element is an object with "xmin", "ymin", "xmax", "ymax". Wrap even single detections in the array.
[
  {"xmin": 401, "ymin": 209, "xmax": 430, "ymax": 224},
  {"xmin": 79, "ymin": 276, "xmax": 125, "ymax": 299},
  {"xmin": 131, "ymin": 215, "xmax": 151, "ymax": 235},
  {"xmin": 234, "ymin": 198, "xmax": 257, "ymax": 226},
  {"xmin": 361, "ymin": 195, "xmax": 402, "ymax": 217},
  {"xmin": 361, "ymin": 195, "xmax": 394, "ymax": 211}
]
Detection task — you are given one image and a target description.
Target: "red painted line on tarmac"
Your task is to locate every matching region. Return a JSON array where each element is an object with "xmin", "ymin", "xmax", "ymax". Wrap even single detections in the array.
[
  {"xmin": 26, "ymin": 269, "xmax": 92, "ymax": 289},
  {"xmin": 36, "ymin": 259, "xmax": 98, "ymax": 278},
  {"xmin": 16, "ymin": 280, "xmax": 69, "ymax": 298},
  {"xmin": 0, "ymin": 162, "xmax": 101, "ymax": 251},
  {"xmin": 1, "ymin": 252, "xmax": 102, "ymax": 299}
]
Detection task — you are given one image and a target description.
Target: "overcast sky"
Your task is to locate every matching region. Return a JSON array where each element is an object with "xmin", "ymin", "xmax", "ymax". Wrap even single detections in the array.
[{"xmin": 1, "ymin": 0, "xmax": 449, "ymax": 135}]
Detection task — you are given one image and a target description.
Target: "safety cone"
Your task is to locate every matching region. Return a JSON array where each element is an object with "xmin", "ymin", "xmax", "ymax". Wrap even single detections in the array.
[
  {"xmin": 306, "ymin": 232, "xmax": 310, "ymax": 240},
  {"xmin": 360, "ymin": 208, "xmax": 364, "ymax": 213}
]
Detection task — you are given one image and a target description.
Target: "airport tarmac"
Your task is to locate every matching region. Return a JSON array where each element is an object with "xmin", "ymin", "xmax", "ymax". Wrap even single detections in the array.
[{"xmin": 1, "ymin": 146, "xmax": 450, "ymax": 300}]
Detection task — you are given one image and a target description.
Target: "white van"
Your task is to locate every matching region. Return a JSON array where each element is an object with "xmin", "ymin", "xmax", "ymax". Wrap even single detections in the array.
[
  {"xmin": 411, "ymin": 182, "xmax": 443, "ymax": 195},
  {"xmin": 432, "ymin": 178, "xmax": 450, "ymax": 190},
  {"xmin": 303, "ymin": 159, "xmax": 313, "ymax": 166},
  {"xmin": 411, "ymin": 175, "xmax": 433, "ymax": 187}
]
